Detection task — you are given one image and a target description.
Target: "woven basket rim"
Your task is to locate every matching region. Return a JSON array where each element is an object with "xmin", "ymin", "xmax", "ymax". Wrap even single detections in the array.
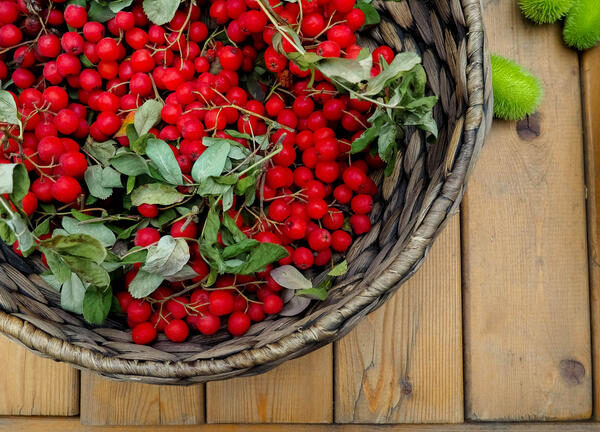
[{"xmin": 0, "ymin": 0, "xmax": 492, "ymax": 382}]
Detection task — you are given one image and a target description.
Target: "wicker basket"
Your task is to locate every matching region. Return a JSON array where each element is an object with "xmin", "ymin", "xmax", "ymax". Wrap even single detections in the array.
[{"xmin": 0, "ymin": 0, "xmax": 492, "ymax": 384}]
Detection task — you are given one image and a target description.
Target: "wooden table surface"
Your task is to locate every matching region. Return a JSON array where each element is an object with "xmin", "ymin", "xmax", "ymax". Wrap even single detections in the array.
[{"xmin": 2, "ymin": 1, "xmax": 600, "ymax": 430}]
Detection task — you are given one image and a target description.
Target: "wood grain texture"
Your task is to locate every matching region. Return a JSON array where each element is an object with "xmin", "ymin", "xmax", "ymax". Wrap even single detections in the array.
[
  {"xmin": 80, "ymin": 372, "xmax": 204, "ymax": 425},
  {"xmin": 4, "ymin": 418, "xmax": 600, "ymax": 432},
  {"xmin": 0, "ymin": 335, "xmax": 79, "ymax": 416},
  {"xmin": 582, "ymin": 44, "xmax": 600, "ymax": 420},
  {"xmin": 461, "ymin": 0, "xmax": 591, "ymax": 421},
  {"xmin": 206, "ymin": 346, "xmax": 332, "ymax": 423},
  {"xmin": 334, "ymin": 217, "xmax": 463, "ymax": 423}
]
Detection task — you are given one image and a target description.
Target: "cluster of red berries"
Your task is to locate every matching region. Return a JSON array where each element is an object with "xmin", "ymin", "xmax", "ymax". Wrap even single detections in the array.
[
  {"xmin": 0, "ymin": 0, "xmax": 392, "ymax": 344},
  {"xmin": 119, "ymin": 274, "xmax": 286, "ymax": 344}
]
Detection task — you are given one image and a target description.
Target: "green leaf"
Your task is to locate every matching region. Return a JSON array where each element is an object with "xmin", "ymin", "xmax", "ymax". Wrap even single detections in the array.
[
  {"xmin": 146, "ymin": 138, "xmax": 183, "ymax": 185},
  {"xmin": 355, "ymin": 0, "xmax": 380, "ymax": 26},
  {"xmin": 41, "ymin": 273, "xmax": 62, "ymax": 291},
  {"xmin": 70, "ymin": 209, "xmax": 97, "ymax": 221},
  {"xmin": 100, "ymin": 166, "xmax": 123, "ymax": 188},
  {"xmin": 142, "ymin": 235, "xmax": 190, "ymax": 276},
  {"xmin": 224, "ymin": 259, "xmax": 245, "ymax": 273},
  {"xmin": 126, "ymin": 123, "xmax": 139, "ymax": 148},
  {"xmin": 0, "ymin": 220, "xmax": 15, "ymax": 244},
  {"xmin": 32, "ymin": 218, "xmax": 50, "ymax": 237},
  {"xmin": 164, "ymin": 265, "xmax": 199, "ymax": 282},
  {"xmin": 234, "ymin": 243, "xmax": 289, "ymax": 274},
  {"xmin": 134, "ymin": 99, "xmax": 164, "ymax": 136},
  {"xmin": 271, "ymin": 27, "xmax": 303, "ymax": 57},
  {"xmin": 80, "ymin": 54, "xmax": 95, "ymax": 68},
  {"xmin": 110, "ymin": 151, "xmax": 150, "ymax": 176},
  {"xmin": 287, "ymin": 51, "xmax": 323, "ymax": 69},
  {"xmin": 39, "ymin": 202, "xmax": 56, "ymax": 213},
  {"xmin": 269, "ymin": 265, "xmax": 313, "ymax": 289},
  {"xmin": 191, "ymin": 140, "xmax": 230, "ymax": 184},
  {"xmin": 199, "ymin": 242, "xmax": 226, "ymax": 273},
  {"xmin": 0, "ymin": 164, "xmax": 29, "ymax": 203},
  {"xmin": 297, "ymin": 280, "xmax": 330, "ymax": 300},
  {"xmin": 153, "ymin": 208, "xmax": 177, "ymax": 228},
  {"xmin": 131, "ymin": 133, "xmax": 152, "ymax": 155},
  {"xmin": 84, "ymin": 139, "xmax": 116, "ymax": 166},
  {"xmin": 222, "ymin": 214, "xmax": 247, "ymax": 243},
  {"xmin": 318, "ymin": 50, "xmax": 372, "ymax": 84},
  {"xmin": 42, "ymin": 233, "xmax": 107, "ymax": 264},
  {"xmin": 142, "ymin": 235, "xmax": 175, "ymax": 267},
  {"xmin": 108, "ymin": 0, "xmax": 133, "ymax": 13},
  {"xmin": 235, "ymin": 175, "xmax": 256, "ymax": 195},
  {"xmin": 114, "ymin": 220, "xmax": 147, "ymax": 241},
  {"xmin": 351, "ymin": 119, "xmax": 383, "ymax": 154},
  {"xmin": 87, "ymin": 0, "xmax": 116, "ymax": 22},
  {"xmin": 103, "ymin": 249, "xmax": 147, "ymax": 271},
  {"xmin": 41, "ymin": 248, "xmax": 72, "ymax": 284},
  {"xmin": 222, "ymin": 187, "xmax": 234, "ymax": 211},
  {"xmin": 0, "ymin": 90, "xmax": 19, "ymax": 126},
  {"xmin": 131, "ymin": 183, "xmax": 185, "ymax": 206},
  {"xmin": 85, "ymin": 165, "xmax": 113, "ymax": 200},
  {"xmin": 364, "ymin": 52, "xmax": 422, "ymax": 96},
  {"xmin": 128, "ymin": 269, "xmax": 164, "ymax": 298},
  {"xmin": 62, "ymin": 216, "xmax": 117, "ymax": 247},
  {"xmin": 61, "ymin": 273, "xmax": 86, "ymax": 314},
  {"xmin": 126, "ymin": 176, "xmax": 136, "ymax": 194},
  {"xmin": 328, "ymin": 259, "xmax": 348, "ymax": 276},
  {"xmin": 228, "ymin": 145, "xmax": 249, "ymax": 160},
  {"xmin": 377, "ymin": 121, "xmax": 399, "ymax": 163},
  {"xmin": 82, "ymin": 285, "xmax": 112, "ymax": 324},
  {"xmin": 222, "ymin": 238, "xmax": 259, "ymax": 259},
  {"xmin": 0, "ymin": 90, "xmax": 19, "ymax": 120},
  {"xmin": 196, "ymin": 178, "xmax": 232, "ymax": 196},
  {"xmin": 214, "ymin": 174, "xmax": 239, "ymax": 185},
  {"xmin": 5, "ymin": 211, "xmax": 34, "ymax": 253},
  {"xmin": 61, "ymin": 255, "xmax": 110, "ymax": 287},
  {"xmin": 203, "ymin": 207, "xmax": 220, "ymax": 245},
  {"xmin": 142, "ymin": 0, "xmax": 179, "ymax": 25},
  {"xmin": 119, "ymin": 248, "xmax": 148, "ymax": 264},
  {"xmin": 225, "ymin": 129, "xmax": 251, "ymax": 139}
]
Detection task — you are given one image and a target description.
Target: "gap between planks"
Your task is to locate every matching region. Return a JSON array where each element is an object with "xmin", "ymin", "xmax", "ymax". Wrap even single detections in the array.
[
  {"xmin": 4, "ymin": 417, "xmax": 600, "ymax": 432},
  {"xmin": 461, "ymin": 0, "xmax": 591, "ymax": 421},
  {"xmin": 581, "ymin": 44, "xmax": 600, "ymax": 420}
]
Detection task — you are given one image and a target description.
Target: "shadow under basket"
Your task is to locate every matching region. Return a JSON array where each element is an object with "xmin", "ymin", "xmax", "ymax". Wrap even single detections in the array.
[{"xmin": 0, "ymin": 0, "xmax": 493, "ymax": 384}]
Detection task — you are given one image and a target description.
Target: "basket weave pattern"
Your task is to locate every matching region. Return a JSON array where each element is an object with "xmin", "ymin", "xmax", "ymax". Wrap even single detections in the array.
[{"xmin": 0, "ymin": 0, "xmax": 492, "ymax": 384}]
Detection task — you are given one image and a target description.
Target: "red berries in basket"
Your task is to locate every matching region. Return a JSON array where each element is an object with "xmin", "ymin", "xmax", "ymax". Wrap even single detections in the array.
[{"xmin": 0, "ymin": 0, "xmax": 437, "ymax": 346}]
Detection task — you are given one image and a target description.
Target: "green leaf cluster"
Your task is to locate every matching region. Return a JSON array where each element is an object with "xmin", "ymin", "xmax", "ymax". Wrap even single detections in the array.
[
  {"xmin": 199, "ymin": 207, "xmax": 289, "ymax": 286},
  {"xmin": 128, "ymin": 235, "xmax": 192, "ymax": 298}
]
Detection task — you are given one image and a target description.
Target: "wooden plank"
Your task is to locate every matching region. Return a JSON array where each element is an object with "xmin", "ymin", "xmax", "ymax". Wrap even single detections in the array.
[
  {"xmin": 582, "ymin": 44, "xmax": 600, "ymax": 420},
  {"xmin": 0, "ymin": 335, "xmax": 79, "ymax": 416},
  {"xmin": 461, "ymin": 0, "xmax": 591, "ymax": 421},
  {"xmin": 206, "ymin": 346, "xmax": 332, "ymax": 423},
  {"xmin": 334, "ymin": 216, "xmax": 463, "ymax": 423},
  {"xmin": 80, "ymin": 372, "xmax": 204, "ymax": 425},
  {"xmin": 5, "ymin": 418, "xmax": 600, "ymax": 432}
]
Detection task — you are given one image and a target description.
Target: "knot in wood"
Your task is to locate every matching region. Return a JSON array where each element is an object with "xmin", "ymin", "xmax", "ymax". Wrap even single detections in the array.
[
  {"xmin": 559, "ymin": 359, "xmax": 585, "ymax": 385},
  {"xmin": 399, "ymin": 379, "xmax": 412, "ymax": 395},
  {"xmin": 516, "ymin": 112, "xmax": 541, "ymax": 141}
]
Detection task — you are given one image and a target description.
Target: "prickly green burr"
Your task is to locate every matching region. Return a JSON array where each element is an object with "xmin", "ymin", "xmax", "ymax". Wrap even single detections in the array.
[{"xmin": 491, "ymin": 54, "xmax": 544, "ymax": 121}]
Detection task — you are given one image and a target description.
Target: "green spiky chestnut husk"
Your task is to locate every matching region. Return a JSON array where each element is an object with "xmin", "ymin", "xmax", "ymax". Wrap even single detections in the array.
[
  {"xmin": 520, "ymin": 0, "xmax": 574, "ymax": 23},
  {"xmin": 491, "ymin": 54, "xmax": 544, "ymax": 121},
  {"xmin": 563, "ymin": 0, "xmax": 600, "ymax": 50}
]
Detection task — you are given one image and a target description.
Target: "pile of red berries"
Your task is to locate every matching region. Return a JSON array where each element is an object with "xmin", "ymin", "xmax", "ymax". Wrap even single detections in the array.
[{"xmin": 0, "ymin": 0, "xmax": 396, "ymax": 345}]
